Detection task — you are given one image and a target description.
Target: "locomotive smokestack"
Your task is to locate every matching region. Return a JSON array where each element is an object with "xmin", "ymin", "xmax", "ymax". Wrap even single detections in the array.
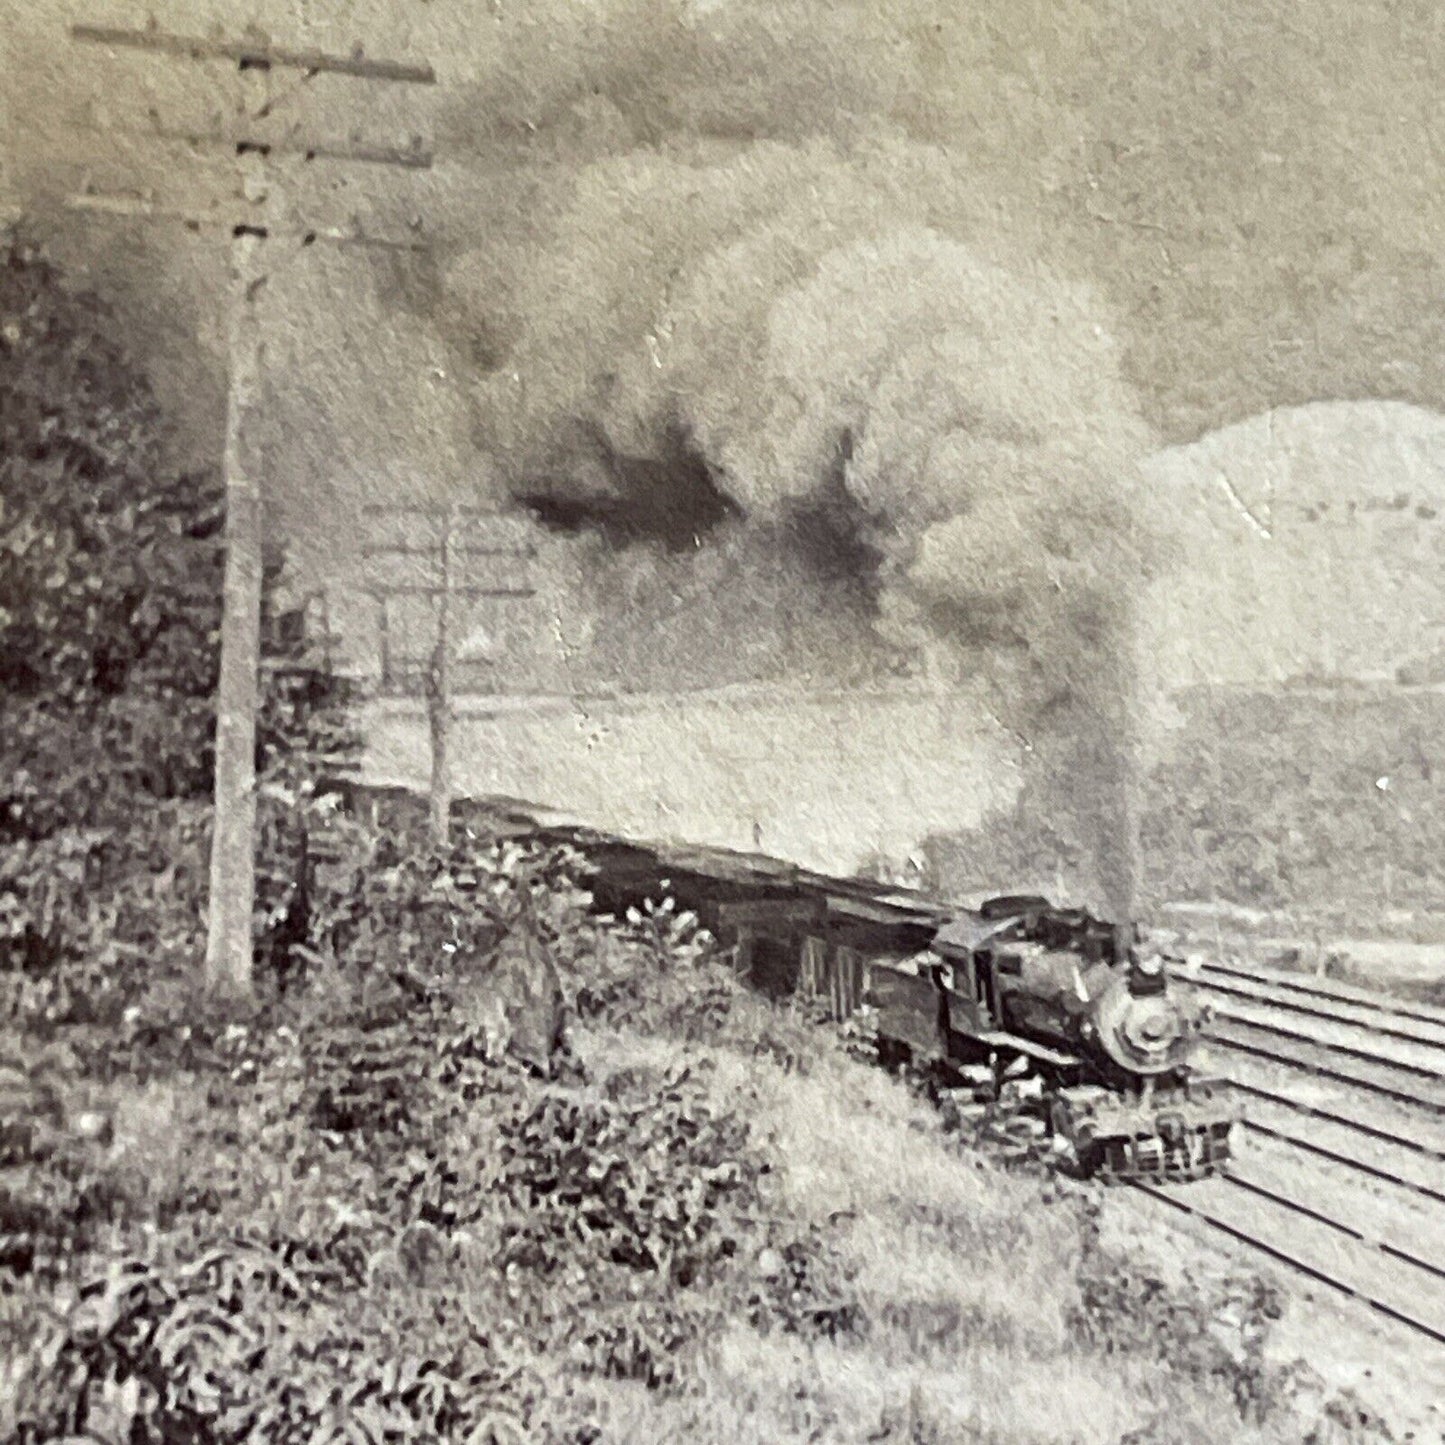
[{"xmin": 1102, "ymin": 621, "xmax": 1145, "ymax": 926}]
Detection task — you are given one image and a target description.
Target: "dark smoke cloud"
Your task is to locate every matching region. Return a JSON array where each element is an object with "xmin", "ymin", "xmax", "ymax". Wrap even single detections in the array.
[
  {"xmin": 449, "ymin": 161, "xmax": 1162, "ymax": 686},
  {"xmin": 439, "ymin": 129, "xmax": 1163, "ymax": 909}
]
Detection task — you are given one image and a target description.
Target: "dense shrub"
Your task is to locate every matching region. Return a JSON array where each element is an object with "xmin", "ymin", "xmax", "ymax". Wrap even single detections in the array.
[
  {"xmin": 1, "ymin": 232, "xmax": 368, "ymax": 1015},
  {"xmin": 0, "ymin": 805, "xmax": 211, "ymax": 1031},
  {"xmin": 492, "ymin": 1065, "xmax": 755, "ymax": 1285},
  {"xmin": 0, "ymin": 237, "xmax": 224, "ymax": 863},
  {"xmin": 0, "ymin": 238, "xmax": 221, "ymax": 717},
  {"xmin": 304, "ymin": 834, "xmax": 593, "ymax": 982},
  {"xmin": 5, "ymin": 1232, "xmax": 536, "ymax": 1445},
  {"xmin": 0, "ymin": 819, "xmax": 876, "ymax": 1443}
]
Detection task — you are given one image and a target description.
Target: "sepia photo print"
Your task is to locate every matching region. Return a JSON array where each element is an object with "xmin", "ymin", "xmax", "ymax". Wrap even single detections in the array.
[{"xmin": 2, "ymin": 3, "xmax": 1443, "ymax": 1441}]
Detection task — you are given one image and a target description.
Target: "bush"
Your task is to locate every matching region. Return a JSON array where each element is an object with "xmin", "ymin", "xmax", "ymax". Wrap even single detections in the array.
[
  {"xmin": 0, "ymin": 815, "xmax": 878, "ymax": 1443},
  {"xmin": 0, "ymin": 238, "xmax": 221, "ymax": 715},
  {"xmin": 303, "ymin": 833, "xmax": 592, "ymax": 983},
  {"xmin": 492, "ymin": 1064, "xmax": 756, "ymax": 1285},
  {"xmin": 1, "ymin": 232, "xmax": 372, "ymax": 1015},
  {"xmin": 4, "ymin": 1234, "xmax": 535, "ymax": 1445}
]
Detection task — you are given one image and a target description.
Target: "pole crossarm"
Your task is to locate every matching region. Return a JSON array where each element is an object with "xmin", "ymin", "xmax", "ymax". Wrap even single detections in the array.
[
  {"xmin": 367, "ymin": 585, "xmax": 537, "ymax": 599},
  {"xmin": 361, "ymin": 544, "xmax": 536, "ymax": 559},
  {"xmin": 63, "ymin": 191, "xmax": 430, "ymax": 251},
  {"xmin": 361, "ymin": 503, "xmax": 531, "ymax": 518},
  {"xmin": 360, "ymin": 503, "xmax": 538, "ymax": 833},
  {"xmin": 72, "ymin": 119, "xmax": 433, "ymax": 170},
  {"xmin": 71, "ymin": 23, "xmax": 437, "ymax": 84}
]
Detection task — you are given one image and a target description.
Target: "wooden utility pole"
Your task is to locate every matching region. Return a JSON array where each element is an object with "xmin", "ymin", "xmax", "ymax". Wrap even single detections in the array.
[
  {"xmin": 71, "ymin": 21, "xmax": 435, "ymax": 993},
  {"xmin": 209, "ymin": 195, "xmax": 267, "ymax": 994},
  {"xmin": 428, "ymin": 505, "xmax": 457, "ymax": 844},
  {"xmin": 361, "ymin": 503, "xmax": 535, "ymax": 844}
]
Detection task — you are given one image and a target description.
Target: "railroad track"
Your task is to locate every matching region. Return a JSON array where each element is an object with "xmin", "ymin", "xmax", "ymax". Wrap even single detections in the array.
[
  {"xmin": 1183, "ymin": 960, "xmax": 1445, "ymax": 1095},
  {"xmin": 1201, "ymin": 1019, "xmax": 1445, "ymax": 1114},
  {"xmin": 1188, "ymin": 965, "xmax": 1445, "ymax": 1053},
  {"xmin": 1237, "ymin": 1115, "xmax": 1445, "ymax": 1205},
  {"xmin": 1192, "ymin": 959, "xmax": 1445, "ymax": 1034},
  {"xmin": 1133, "ymin": 1176, "xmax": 1445, "ymax": 1348},
  {"xmin": 1126, "ymin": 1053, "xmax": 1445, "ymax": 1352},
  {"xmin": 1224, "ymin": 1075, "xmax": 1445, "ymax": 1163}
]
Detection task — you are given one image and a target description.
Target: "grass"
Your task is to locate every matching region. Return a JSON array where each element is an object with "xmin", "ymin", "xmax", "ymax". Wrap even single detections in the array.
[
  {"xmin": 1, "ymin": 857, "xmax": 1358, "ymax": 1445},
  {"xmin": 564, "ymin": 1010, "xmax": 1307, "ymax": 1445}
]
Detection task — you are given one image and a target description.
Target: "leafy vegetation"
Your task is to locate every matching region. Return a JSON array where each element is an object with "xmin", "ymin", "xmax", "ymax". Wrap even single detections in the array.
[
  {"xmin": 3, "ymin": 822, "xmax": 1335, "ymax": 1444},
  {"xmin": 1, "ymin": 232, "xmax": 364, "ymax": 1020},
  {"xmin": 1141, "ymin": 686, "xmax": 1445, "ymax": 922},
  {"xmin": 0, "ymin": 824, "xmax": 861, "ymax": 1443}
]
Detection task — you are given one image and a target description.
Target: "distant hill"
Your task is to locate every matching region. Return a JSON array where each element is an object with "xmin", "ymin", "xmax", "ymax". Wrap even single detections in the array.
[
  {"xmin": 930, "ymin": 400, "xmax": 1445, "ymax": 924},
  {"xmin": 920, "ymin": 682, "xmax": 1445, "ymax": 928},
  {"xmin": 1141, "ymin": 400, "xmax": 1445, "ymax": 693},
  {"xmin": 1140, "ymin": 683, "xmax": 1445, "ymax": 921}
]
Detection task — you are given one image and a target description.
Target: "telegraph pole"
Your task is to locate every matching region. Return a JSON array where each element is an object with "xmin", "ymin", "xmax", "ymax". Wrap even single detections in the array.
[
  {"xmin": 361, "ymin": 503, "xmax": 535, "ymax": 844},
  {"xmin": 211, "ymin": 171, "xmax": 266, "ymax": 996},
  {"xmin": 71, "ymin": 21, "xmax": 435, "ymax": 993},
  {"xmin": 429, "ymin": 506, "xmax": 457, "ymax": 844}
]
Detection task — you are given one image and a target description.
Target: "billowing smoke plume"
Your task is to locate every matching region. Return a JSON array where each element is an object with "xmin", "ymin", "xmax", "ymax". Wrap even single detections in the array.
[
  {"xmin": 308, "ymin": 3, "xmax": 1172, "ymax": 915},
  {"xmin": 10, "ymin": 0, "xmax": 1440, "ymax": 910},
  {"xmin": 444, "ymin": 147, "xmax": 1164, "ymax": 911}
]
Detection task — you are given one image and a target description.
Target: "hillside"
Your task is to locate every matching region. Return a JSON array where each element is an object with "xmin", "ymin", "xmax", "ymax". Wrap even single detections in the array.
[
  {"xmin": 1141, "ymin": 685, "xmax": 1445, "ymax": 925},
  {"xmin": 916, "ymin": 682, "xmax": 1444, "ymax": 940},
  {"xmin": 1140, "ymin": 401, "xmax": 1445, "ymax": 693},
  {"xmin": 2, "ymin": 819, "xmax": 1352, "ymax": 1445}
]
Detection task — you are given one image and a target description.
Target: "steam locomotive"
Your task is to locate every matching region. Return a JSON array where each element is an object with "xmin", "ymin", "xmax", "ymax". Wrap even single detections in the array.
[
  {"xmin": 346, "ymin": 790, "xmax": 1237, "ymax": 1184},
  {"xmin": 567, "ymin": 830, "xmax": 1238, "ymax": 1184},
  {"xmin": 852, "ymin": 897, "xmax": 1236, "ymax": 1181}
]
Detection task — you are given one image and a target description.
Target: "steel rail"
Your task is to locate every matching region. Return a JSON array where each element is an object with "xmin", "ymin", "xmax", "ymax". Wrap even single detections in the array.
[
  {"xmin": 1206, "ymin": 1007, "xmax": 1445, "ymax": 1084},
  {"xmin": 1218, "ymin": 1169, "xmax": 1445, "ymax": 1283},
  {"xmin": 1195, "ymin": 960, "xmax": 1445, "ymax": 1030},
  {"xmin": 1240, "ymin": 1118, "xmax": 1445, "ymax": 1206},
  {"xmin": 1190, "ymin": 973, "xmax": 1445, "ymax": 1052},
  {"xmin": 1131, "ymin": 1182, "xmax": 1445, "ymax": 1347},
  {"xmin": 1224, "ymin": 1076, "xmax": 1445, "ymax": 1161},
  {"xmin": 1207, "ymin": 1029, "xmax": 1445, "ymax": 1113}
]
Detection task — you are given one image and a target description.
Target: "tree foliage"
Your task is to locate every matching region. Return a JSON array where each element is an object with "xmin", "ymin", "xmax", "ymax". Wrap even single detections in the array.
[
  {"xmin": 1, "ymin": 236, "xmax": 224, "ymax": 830},
  {"xmin": 0, "ymin": 232, "xmax": 363, "ymax": 1006}
]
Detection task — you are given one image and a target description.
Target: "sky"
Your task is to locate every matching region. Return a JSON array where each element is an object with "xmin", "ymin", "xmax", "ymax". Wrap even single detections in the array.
[{"xmin": 3, "ymin": 0, "xmax": 1443, "ymax": 697}]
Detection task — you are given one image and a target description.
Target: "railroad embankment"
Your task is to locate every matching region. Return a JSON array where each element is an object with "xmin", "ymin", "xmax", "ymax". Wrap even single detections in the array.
[{"xmin": 0, "ymin": 817, "xmax": 1369, "ymax": 1445}]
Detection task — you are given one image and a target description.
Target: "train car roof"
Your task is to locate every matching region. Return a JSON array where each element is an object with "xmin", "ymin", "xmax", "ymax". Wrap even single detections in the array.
[
  {"xmin": 933, "ymin": 914, "xmax": 1023, "ymax": 953},
  {"xmin": 342, "ymin": 784, "xmax": 1122, "ymax": 939}
]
